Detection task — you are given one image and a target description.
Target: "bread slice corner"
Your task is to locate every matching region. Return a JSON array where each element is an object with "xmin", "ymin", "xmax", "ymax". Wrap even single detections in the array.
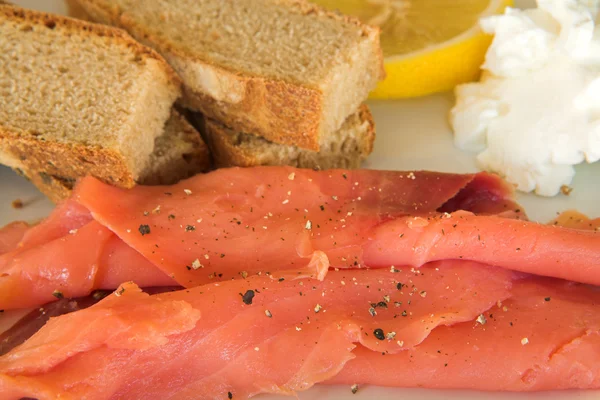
[{"xmin": 202, "ymin": 104, "xmax": 375, "ymax": 170}]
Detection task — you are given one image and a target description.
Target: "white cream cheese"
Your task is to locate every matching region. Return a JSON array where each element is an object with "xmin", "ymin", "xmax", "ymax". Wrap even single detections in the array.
[{"xmin": 451, "ymin": 0, "xmax": 600, "ymax": 196}]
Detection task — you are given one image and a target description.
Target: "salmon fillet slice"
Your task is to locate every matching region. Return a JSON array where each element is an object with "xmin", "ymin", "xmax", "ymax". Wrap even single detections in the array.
[
  {"xmin": 1, "ymin": 167, "xmax": 599, "ymax": 311},
  {"xmin": 0, "ymin": 261, "xmax": 517, "ymax": 399},
  {"xmin": 364, "ymin": 210, "xmax": 600, "ymax": 285},
  {"xmin": 1, "ymin": 261, "xmax": 600, "ymax": 398},
  {"xmin": 0, "ymin": 167, "xmax": 519, "ymax": 310}
]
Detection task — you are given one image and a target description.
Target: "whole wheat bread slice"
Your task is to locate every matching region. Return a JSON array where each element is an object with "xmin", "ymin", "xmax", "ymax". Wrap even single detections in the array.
[
  {"xmin": 0, "ymin": 4, "xmax": 182, "ymax": 189},
  {"xmin": 71, "ymin": 0, "xmax": 385, "ymax": 151},
  {"xmin": 1, "ymin": 109, "xmax": 211, "ymax": 203},
  {"xmin": 202, "ymin": 104, "xmax": 375, "ymax": 170}
]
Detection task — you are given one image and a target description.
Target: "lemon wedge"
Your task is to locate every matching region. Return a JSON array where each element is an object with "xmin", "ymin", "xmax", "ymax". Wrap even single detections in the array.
[{"xmin": 313, "ymin": 0, "xmax": 513, "ymax": 99}]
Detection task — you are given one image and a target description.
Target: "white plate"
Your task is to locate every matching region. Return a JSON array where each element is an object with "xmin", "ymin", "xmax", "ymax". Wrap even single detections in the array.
[{"xmin": 2, "ymin": 1, "xmax": 599, "ymax": 399}]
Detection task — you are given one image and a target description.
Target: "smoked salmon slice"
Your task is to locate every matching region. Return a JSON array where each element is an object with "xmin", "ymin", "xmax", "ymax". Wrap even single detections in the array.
[
  {"xmin": 74, "ymin": 168, "xmax": 520, "ymax": 283},
  {"xmin": 1, "ymin": 167, "xmax": 599, "ymax": 310},
  {"xmin": 0, "ymin": 261, "xmax": 517, "ymax": 399},
  {"xmin": 1, "ymin": 260, "xmax": 599, "ymax": 398},
  {"xmin": 0, "ymin": 199, "xmax": 176, "ymax": 308},
  {"xmin": 76, "ymin": 167, "xmax": 599, "ymax": 284},
  {"xmin": 363, "ymin": 210, "xmax": 600, "ymax": 285},
  {"xmin": 0, "ymin": 168, "xmax": 520, "ymax": 310}
]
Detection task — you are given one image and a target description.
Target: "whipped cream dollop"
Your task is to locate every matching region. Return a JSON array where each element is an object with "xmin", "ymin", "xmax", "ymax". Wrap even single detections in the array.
[{"xmin": 451, "ymin": 0, "xmax": 600, "ymax": 196}]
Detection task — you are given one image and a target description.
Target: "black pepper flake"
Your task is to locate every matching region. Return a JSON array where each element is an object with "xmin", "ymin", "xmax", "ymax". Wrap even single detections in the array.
[
  {"xmin": 168, "ymin": 214, "xmax": 176, "ymax": 220},
  {"xmin": 343, "ymin": 173, "xmax": 348, "ymax": 180},
  {"xmin": 241, "ymin": 290, "xmax": 255, "ymax": 305},
  {"xmin": 220, "ymin": 254, "xmax": 225, "ymax": 258},
  {"xmin": 186, "ymin": 225, "xmax": 196, "ymax": 232},
  {"xmin": 401, "ymin": 310, "xmax": 407, "ymax": 317},
  {"xmin": 138, "ymin": 224, "xmax": 151, "ymax": 236},
  {"xmin": 373, "ymin": 328, "xmax": 385, "ymax": 340},
  {"xmin": 544, "ymin": 297, "xmax": 551, "ymax": 302},
  {"xmin": 350, "ymin": 384, "xmax": 358, "ymax": 394},
  {"xmin": 52, "ymin": 290, "xmax": 64, "ymax": 299},
  {"xmin": 228, "ymin": 392, "xmax": 233, "ymax": 399},
  {"xmin": 320, "ymin": 205, "xmax": 325, "ymax": 211},
  {"xmin": 278, "ymin": 278, "xmax": 285, "ymax": 282},
  {"xmin": 396, "ymin": 282, "xmax": 403, "ymax": 290},
  {"xmin": 376, "ymin": 301, "xmax": 387, "ymax": 308}
]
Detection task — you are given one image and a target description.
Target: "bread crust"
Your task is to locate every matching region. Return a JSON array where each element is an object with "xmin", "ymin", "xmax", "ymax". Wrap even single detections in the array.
[
  {"xmin": 180, "ymin": 84, "xmax": 322, "ymax": 150},
  {"xmin": 14, "ymin": 167, "xmax": 77, "ymax": 204},
  {"xmin": 203, "ymin": 104, "xmax": 375, "ymax": 170},
  {"xmin": 73, "ymin": 0, "xmax": 384, "ymax": 151},
  {"xmin": 0, "ymin": 130, "xmax": 137, "ymax": 189}
]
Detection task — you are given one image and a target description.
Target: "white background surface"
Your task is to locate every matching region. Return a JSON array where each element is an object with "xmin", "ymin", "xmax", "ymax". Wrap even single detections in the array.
[{"xmin": 1, "ymin": 0, "xmax": 599, "ymax": 399}]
